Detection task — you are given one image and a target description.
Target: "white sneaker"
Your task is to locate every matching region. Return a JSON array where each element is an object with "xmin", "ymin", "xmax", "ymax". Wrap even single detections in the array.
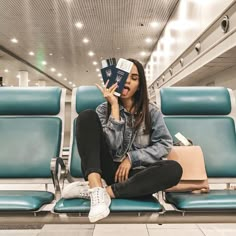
[
  {"xmin": 62, "ymin": 180, "xmax": 107, "ymax": 199},
  {"xmin": 88, "ymin": 187, "xmax": 111, "ymax": 223},
  {"xmin": 62, "ymin": 181, "xmax": 90, "ymax": 199}
]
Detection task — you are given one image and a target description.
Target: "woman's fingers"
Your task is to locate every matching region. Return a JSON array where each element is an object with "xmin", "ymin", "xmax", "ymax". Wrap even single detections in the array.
[
  {"xmin": 95, "ymin": 83, "xmax": 103, "ymax": 93},
  {"xmin": 119, "ymin": 169, "xmax": 124, "ymax": 182},
  {"xmin": 123, "ymin": 168, "xmax": 129, "ymax": 182},
  {"xmin": 96, "ymin": 81, "xmax": 110, "ymax": 93},
  {"xmin": 115, "ymin": 167, "xmax": 129, "ymax": 182},
  {"xmin": 104, "ymin": 83, "xmax": 117, "ymax": 95},
  {"xmin": 115, "ymin": 168, "xmax": 120, "ymax": 182},
  {"xmin": 125, "ymin": 168, "xmax": 129, "ymax": 180},
  {"xmin": 96, "ymin": 80, "xmax": 118, "ymax": 98},
  {"xmin": 111, "ymin": 83, "xmax": 118, "ymax": 94},
  {"xmin": 104, "ymin": 80, "xmax": 109, "ymax": 89},
  {"xmin": 109, "ymin": 82, "xmax": 117, "ymax": 90}
]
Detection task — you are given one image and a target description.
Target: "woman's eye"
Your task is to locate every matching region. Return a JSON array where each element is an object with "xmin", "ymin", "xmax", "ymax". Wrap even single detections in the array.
[{"xmin": 131, "ymin": 76, "xmax": 139, "ymax": 80}]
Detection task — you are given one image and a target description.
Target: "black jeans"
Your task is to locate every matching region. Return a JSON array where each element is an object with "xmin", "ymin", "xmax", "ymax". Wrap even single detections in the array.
[{"xmin": 76, "ymin": 110, "xmax": 182, "ymax": 198}]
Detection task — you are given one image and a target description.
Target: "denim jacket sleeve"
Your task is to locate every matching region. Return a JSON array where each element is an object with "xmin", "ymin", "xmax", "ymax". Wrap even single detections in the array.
[
  {"xmin": 128, "ymin": 104, "xmax": 173, "ymax": 168},
  {"xmin": 96, "ymin": 102, "xmax": 125, "ymax": 149}
]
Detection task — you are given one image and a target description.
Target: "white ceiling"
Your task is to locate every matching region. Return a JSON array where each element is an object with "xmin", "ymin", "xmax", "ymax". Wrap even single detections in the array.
[
  {"xmin": 0, "ymin": 0, "xmax": 179, "ymax": 91},
  {"xmin": 176, "ymin": 46, "xmax": 236, "ymax": 86}
]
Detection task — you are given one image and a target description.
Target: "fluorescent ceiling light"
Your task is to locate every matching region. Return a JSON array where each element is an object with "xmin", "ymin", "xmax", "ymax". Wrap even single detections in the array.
[
  {"xmin": 83, "ymin": 38, "xmax": 89, "ymax": 43},
  {"xmin": 140, "ymin": 51, "xmax": 146, "ymax": 56},
  {"xmin": 11, "ymin": 38, "xmax": 18, "ymax": 43},
  {"xmin": 150, "ymin": 21, "xmax": 159, "ymax": 28},
  {"xmin": 88, "ymin": 51, "xmax": 95, "ymax": 57},
  {"xmin": 145, "ymin": 38, "xmax": 152, "ymax": 43},
  {"xmin": 75, "ymin": 22, "xmax": 83, "ymax": 28}
]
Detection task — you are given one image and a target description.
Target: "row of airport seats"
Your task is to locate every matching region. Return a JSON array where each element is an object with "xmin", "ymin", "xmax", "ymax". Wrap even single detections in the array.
[{"xmin": 0, "ymin": 86, "xmax": 236, "ymax": 224}]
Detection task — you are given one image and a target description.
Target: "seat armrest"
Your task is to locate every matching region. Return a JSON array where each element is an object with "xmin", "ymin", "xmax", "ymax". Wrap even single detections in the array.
[{"xmin": 50, "ymin": 157, "xmax": 66, "ymax": 200}]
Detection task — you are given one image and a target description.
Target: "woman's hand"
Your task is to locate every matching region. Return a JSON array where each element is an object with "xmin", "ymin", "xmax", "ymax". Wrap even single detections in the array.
[
  {"xmin": 115, "ymin": 156, "xmax": 131, "ymax": 183},
  {"xmin": 96, "ymin": 80, "xmax": 120, "ymax": 121},
  {"xmin": 96, "ymin": 80, "xmax": 118, "ymax": 106}
]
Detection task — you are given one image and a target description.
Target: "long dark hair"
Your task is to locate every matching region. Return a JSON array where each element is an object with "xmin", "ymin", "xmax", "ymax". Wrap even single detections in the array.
[{"xmin": 106, "ymin": 58, "xmax": 151, "ymax": 133}]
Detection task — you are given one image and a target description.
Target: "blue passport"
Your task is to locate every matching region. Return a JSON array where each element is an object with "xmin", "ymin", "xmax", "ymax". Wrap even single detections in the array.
[{"xmin": 100, "ymin": 58, "xmax": 117, "ymax": 88}]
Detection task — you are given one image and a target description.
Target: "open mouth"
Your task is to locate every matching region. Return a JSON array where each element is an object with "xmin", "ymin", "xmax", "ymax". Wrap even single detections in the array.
[
  {"xmin": 122, "ymin": 86, "xmax": 130, "ymax": 96},
  {"xmin": 123, "ymin": 86, "xmax": 130, "ymax": 91}
]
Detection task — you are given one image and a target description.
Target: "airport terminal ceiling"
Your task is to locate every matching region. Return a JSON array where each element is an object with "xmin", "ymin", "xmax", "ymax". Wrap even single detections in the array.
[
  {"xmin": 175, "ymin": 46, "xmax": 236, "ymax": 87},
  {"xmin": 0, "ymin": 0, "xmax": 179, "ymax": 90}
]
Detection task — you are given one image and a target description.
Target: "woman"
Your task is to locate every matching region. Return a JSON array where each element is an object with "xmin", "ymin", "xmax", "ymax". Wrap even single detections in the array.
[{"xmin": 62, "ymin": 59, "xmax": 182, "ymax": 223}]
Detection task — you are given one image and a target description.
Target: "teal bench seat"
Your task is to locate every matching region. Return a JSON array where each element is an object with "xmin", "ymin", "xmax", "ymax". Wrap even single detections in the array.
[
  {"xmin": 0, "ymin": 87, "xmax": 65, "ymax": 212},
  {"xmin": 0, "ymin": 191, "xmax": 54, "ymax": 211},
  {"xmin": 54, "ymin": 196, "xmax": 163, "ymax": 213},
  {"xmin": 166, "ymin": 190, "xmax": 236, "ymax": 211},
  {"xmin": 159, "ymin": 87, "xmax": 236, "ymax": 212}
]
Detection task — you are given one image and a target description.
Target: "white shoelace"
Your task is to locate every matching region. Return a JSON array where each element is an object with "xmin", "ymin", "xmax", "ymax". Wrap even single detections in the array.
[
  {"xmin": 79, "ymin": 190, "xmax": 90, "ymax": 199},
  {"xmin": 89, "ymin": 188, "xmax": 105, "ymax": 206}
]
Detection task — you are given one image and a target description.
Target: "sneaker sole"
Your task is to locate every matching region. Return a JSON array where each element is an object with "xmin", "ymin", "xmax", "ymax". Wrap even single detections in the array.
[{"xmin": 106, "ymin": 197, "xmax": 112, "ymax": 207}]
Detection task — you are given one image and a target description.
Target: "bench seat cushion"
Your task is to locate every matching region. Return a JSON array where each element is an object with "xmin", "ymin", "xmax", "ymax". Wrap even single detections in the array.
[
  {"xmin": 0, "ymin": 190, "xmax": 54, "ymax": 211},
  {"xmin": 54, "ymin": 196, "xmax": 163, "ymax": 213},
  {"xmin": 165, "ymin": 190, "xmax": 236, "ymax": 211}
]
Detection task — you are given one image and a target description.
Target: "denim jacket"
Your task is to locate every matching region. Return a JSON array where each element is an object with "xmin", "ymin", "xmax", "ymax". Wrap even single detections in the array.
[{"xmin": 96, "ymin": 102, "xmax": 173, "ymax": 168}]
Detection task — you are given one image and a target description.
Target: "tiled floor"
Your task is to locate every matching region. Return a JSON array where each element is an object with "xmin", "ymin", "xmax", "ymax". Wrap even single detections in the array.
[{"xmin": 1, "ymin": 224, "xmax": 236, "ymax": 236}]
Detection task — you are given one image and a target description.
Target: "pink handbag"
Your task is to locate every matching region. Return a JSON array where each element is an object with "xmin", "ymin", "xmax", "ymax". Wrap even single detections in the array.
[{"xmin": 165, "ymin": 146, "xmax": 209, "ymax": 193}]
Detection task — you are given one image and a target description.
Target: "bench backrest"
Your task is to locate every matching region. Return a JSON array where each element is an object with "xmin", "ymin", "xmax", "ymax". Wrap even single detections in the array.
[
  {"xmin": 159, "ymin": 87, "xmax": 236, "ymax": 178},
  {"xmin": 0, "ymin": 87, "xmax": 65, "ymax": 179},
  {"xmin": 69, "ymin": 86, "xmax": 105, "ymax": 177}
]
